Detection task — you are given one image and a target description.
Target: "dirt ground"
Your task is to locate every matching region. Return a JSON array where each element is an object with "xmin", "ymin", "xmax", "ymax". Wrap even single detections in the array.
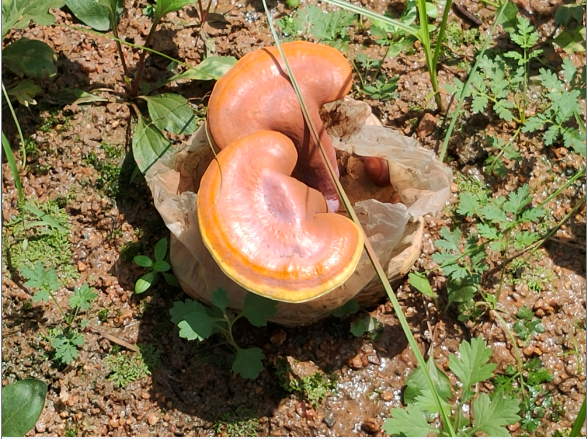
[{"xmin": 1, "ymin": 0, "xmax": 586, "ymax": 437}]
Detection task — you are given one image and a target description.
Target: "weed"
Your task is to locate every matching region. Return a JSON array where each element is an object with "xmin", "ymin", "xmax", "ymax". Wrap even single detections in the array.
[
  {"xmin": 97, "ymin": 309, "xmax": 109, "ymax": 322},
  {"xmin": 513, "ymin": 306, "xmax": 545, "ymax": 344},
  {"xmin": 24, "ymin": 264, "xmax": 98, "ymax": 365},
  {"xmin": 84, "ymin": 143, "xmax": 124, "ymax": 198},
  {"xmin": 133, "ymin": 237, "xmax": 179, "ymax": 293},
  {"xmin": 106, "ymin": 350, "xmax": 152, "ymax": 388},
  {"xmin": 276, "ymin": 359, "xmax": 337, "ymax": 407},
  {"xmin": 137, "ymin": 343, "xmax": 162, "ymax": 372},
  {"xmin": 170, "ymin": 288, "xmax": 277, "ymax": 379},
  {"xmin": 384, "ymin": 337, "xmax": 520, "ymax": 436},
  {"xmin": 120, "ymin": 241, "xmax": 144, "ymax": 263},
  {"xmin": 494, "ymin": 357, "xmax": 553, "ymax": 433},
  {"xmin": 213, "ymin": 406, "xmax": 259, "ymax": 437}
]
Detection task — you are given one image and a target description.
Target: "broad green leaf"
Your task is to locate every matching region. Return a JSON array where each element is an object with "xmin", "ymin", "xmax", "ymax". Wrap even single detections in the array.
[
  {"xmin": 240, "ymin": 293, "xmax": 278, "ymax": 327},
  {"xmin": 332, "ymin": 298, "xmax": 359, "ymax": 317},
  {"xmin": 408, "ymin": 272, "xmax": 437, "ymax": 300},
  {"xmin": 404, "ymin": 357, "xmax": 452, "ymax": 405},
  {"xmin": 414, "ymin": 388, "xmax": 452, "ymax": 414},
  {"xmin": 142, "ymin": 94, "xmax": 198, "ymax": 135},
  {"xmin": 21, "ymin": 262, "xmax": 47, "ymax": 289},
  {"xmin": 153, "ymin": 260, "xmax": 170, "ymax": 272},
  {"xmin": 3, "ymin": 38, "xmax": 57, "ymax": 78},
  {"xmin": 135, "ymin": 271, "xmax": 158, "ymax": 293},
  {"xmin": 154, "ymin": 0, "xmax": 192, "ymax": 22},
  {"xmin": 5, "ymin": 79, "xmax": 40, "ymax": 106},
  {"xmin": 232, "ymin": 347, "xmax": 265, "ymax": 379},
  {"xmin": 383, "ymin": 405, "xmax": 441, "ymax": 437},
  {"xmin": 132, "ymin": 114, "xmax": 172, "ymax": 174},
  {"xmin": 554, "ymin": 4, "xmax": 584, "ymax": 27},
  {"xmin": 170, "ymin": 299, "xmax": 214, "ymax": 341},
  {"xmin": 51, "ymin": 335, "xmax": 82, "ymax": 364},
  {"xmin": 1, "ymin": 379, "xmax": 47, "ymax": 437},
  {"xmin": 65, "ymin": 0, "xmax": 124, "ymax": 30},
  {"xmin": 162, "ymin": 272, "xmax": 180, "ymax": 287},
  {"xmin": 169, "ymin": 56, "xmax": 238, "ymax": 82},
  {"xmin": 448, "ymin": 337, "xmax": 496, "ymax": 402},
  {"xmin": 211, "ymin": 288, "xmax": 230, "ymax": 313},
  {"xmin": 154, "ymin": 237, "xmax": 168, "ymax": 262},
  {"xmin": 497, "ymin": 1, "xmax": 518, "ymax": 33},
  {"xmin": 2, "ymin": 0, "xmax": 65, "ymax": 37},
  {"xmin": 471, "ymin": 393, "xmax": 520, "ymax": 436},
  {"xmin": 133, "ymin": 255, "xmax": 154, "ymax": 268},
  {"xmin": 554, "ymin": 28, "xmax": 586, "ymax": 54}
]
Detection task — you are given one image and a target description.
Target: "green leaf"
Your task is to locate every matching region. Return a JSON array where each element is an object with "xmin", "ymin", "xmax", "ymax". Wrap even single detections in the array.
[
  {"xmin": 477, "ymin": 223, "xmax": 499, "ymax": 240},
  {"xmin": 153, "ymin": 260, "xmax": 170, "ymax": 272},
  {"xmin": 471, "ymin": 393, "xmax": 520, "ymax": 436},
  {"xmin": 240, "ymin": 293, "xmax": 278, "ymax": 327},
  {"xmin": 3, "ymin": 38, "xmax": 57, "ymax": 79},
  {"xmin": 1, "ymin": 132, "xmax": 23, "ymax": 203},
  {"xmin": 332, "ymin": 298, "xmax": 359, "ymax": 317},
  {"xmin": 404, "ymin": 357, "xmax": 452, "ymax": 405},
  {"xmin": 2, "ymin": 0, "xmax": 65, "ymax": 37},
  {"xmin": 154, "ymin": 237, "xmax": 168, "ymax": 262},
  {"xmin": 162, "ymin": 272, "xmax": 180, "ymax": 287},
  {"xmin": 132, "ymin": 113, "xmax": 172, "ymax": 174},
  {"xmin": 133, "ymin": 255, "xmax": 153, "ymax": 268},
  {"xmin": 457, "ymin": 192, "xmax": 481, "ymax": 217},
  {"xmin": 435, "ymin": 227, "xmax": 461, "ymax": 253},
  {"xmin": 497, "ymin": 1, "xmax": 518, "ymax": 33},
  {"xmin": 21, "ymin": 262, "xmax": 47, "ymax": 289},
  {"xmin": 135, "ymin": 271, "xmax": 158, "ymax": 293},
  {"xmin": 383, "ymin": 405, "xmax": 441, "ymax": 437},
  {"xmin": 350, "ymin": 315, "xmax": 381, "ymax": 337},
  {"xmin": 65, "ymin": 0, "xmax": 124, "ymax": 31},
  {"xmin": 554, "ymin": 27, "xmax": 586, "ymax": 54},
  {"xmin": 448, "ymin": 337, "xmax": 496, "ymax": 402},
  {"xmin": 154, "ymin": 0, "xmax": 192, "ymax": 21},
  {"xmin": 414, "ymin": 388, "xmax": 453, "ymax": 414},
  {"xmin": 1, "ymin": 379, "xmax": 48, "ymax": 437},
  {"xmin": 211, "ymin": 288, "xmax": 230, "ymax": 313},
  {"xmin": 408, "ymin": 272, "xmax": 437, "ymax": 300},
  {"xmin": 232, "ymin": 347, "xmax": 265, "ymax": 379},
  {"xmin": 142, "ymin": 94, "xmax": 198, "ymax": 135},
  {"xmin": 51, "ymin": 335, "xmax": 81, "ymax": 364},
  {"xmin": 169, "ymin": 56, "xmax": 238, "ymax": 82},
  {"xmin": 32, "ymin": 289, "xmax": 51, "ymax": 302},
  {"xmin": 21, "ymin": 203, "xmax": 68, "ymax": 232},
  {"xmin": 170, "ymin": 299, "xmax": 215, "ymax": 341},
  {"xmin": 70, "ymin": 284, "xmax": 97, "ymax": 311},
  {"xmin": 480, "ymin": 204, "xmax": 508, "ymax": 225},
  {"xmin": 503, "ymin": 184, "xmax": 531, "ymax": 215},
  {"xmin": 5, "ymin": 79, "xmax": 41, "ymax": 107}
]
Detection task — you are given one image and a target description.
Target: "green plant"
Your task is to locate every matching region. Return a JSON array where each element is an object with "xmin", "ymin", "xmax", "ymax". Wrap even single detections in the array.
[
  {"xmin": 138, "ymin": 342, "xmax": 162, "ymax": 372},
  {"xmin": 23, "ymin": 263, "xmax": 97, "ymax": 364},
  {"xmin": 105, "ymin": 350, "xmax": 152, "ymax": 388},
  {"xmin": 332, "ymin": 299, "xmax": 382, "ymax": 338},
  {"xmin": 133, "ymin": 237, "xmax": 180, "ymax": 293},
  {"xmin": 494, "ymin": 357, "xmax": 554, "ymax": 432},
  {"xmin": 170, "ymin": 288, "xmax": 277, "ymax": 379},
  {"xmin": 384, "ymin": 337, "xmax": 521, "ymax": 436},
  {"xmin": 84, "ymin": 143, "xmax": 124, "ymax": 197},
  {"xmin": 552, "ymin": 3, "xmax": 586, "ymax": 54},
  {"xmin": 213, "ymin": 406, "xmax": 259, "ymax": 437},
  {"xmin": 1, "ymin": 379, "xmax": 48, "ymax": 437},
  {"xmin": 276, "ymin": 359, "xmax": 337, "ymax": 408}
]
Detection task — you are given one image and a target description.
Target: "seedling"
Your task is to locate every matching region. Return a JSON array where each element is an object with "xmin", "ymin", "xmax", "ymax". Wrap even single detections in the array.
[
  {"xmin": 276, "ymin": 359, "xmax": 337, "ymax": 408},
  {"xmin": 384, "ymin": 337, "xmax": 521, "ymax": 436},
  {"xmin": 105, "ymin": 348, "xmax": 156, "ymax": 388},
  {"xmin": 213, "ymin": 406, "xmax": 259, "ymax": 437},
  {"xmin": 332, "ymin": 299, "xmax": 382, "ymax": 339},
  {"xmin": 513, "ymin": 306, "xmax": 545, "ymax": 344},
  {"xmin": 170, "ymin": 288, "xmax": 277, "ymax": 379},
  {"xmin": 133, "ymin": 237, "xmax": 179, "ymax": 293},
  {"xmin": 22, "ymin": 263, "xmax": 97, "ymax": 364}
]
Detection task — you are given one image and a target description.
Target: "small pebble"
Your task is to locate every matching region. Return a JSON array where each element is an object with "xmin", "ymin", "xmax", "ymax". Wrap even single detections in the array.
[
  {"xmin": 147, "ymin": 412, "xmax": 159, "ymax": 426},
  {"xmin": 323, "ymin": 412, "xmax": 336, "ymax": 428}
]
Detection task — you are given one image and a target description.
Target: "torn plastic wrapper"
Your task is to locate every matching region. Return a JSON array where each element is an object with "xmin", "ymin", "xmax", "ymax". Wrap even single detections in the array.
[{"xmin": 146, "ymin": 98, "xmax": 452, "ymax": 327}]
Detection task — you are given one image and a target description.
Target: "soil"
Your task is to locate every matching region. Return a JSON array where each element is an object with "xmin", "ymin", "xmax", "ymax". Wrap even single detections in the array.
[{"xmin": 2, "ymin": 0, "xmax": 586, "ymax": 437}]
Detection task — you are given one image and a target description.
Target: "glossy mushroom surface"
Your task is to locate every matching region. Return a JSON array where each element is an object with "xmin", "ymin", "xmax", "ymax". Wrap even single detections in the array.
[
  {"xmin": 197, "ymin": 130, "xmax": 364, "ymax": 303},
  {"xmin": 207, "ymin": 41, "xmax": 353, "ymax": 212}
]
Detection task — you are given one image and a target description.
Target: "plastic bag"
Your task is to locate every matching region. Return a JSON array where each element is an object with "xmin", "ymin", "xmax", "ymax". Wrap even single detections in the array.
[{"xmin": 146, "ymin": 99, "xmax": 452, "ymax": 326}]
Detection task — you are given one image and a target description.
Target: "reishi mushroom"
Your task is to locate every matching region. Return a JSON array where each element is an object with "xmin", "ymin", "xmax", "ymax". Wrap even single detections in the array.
[
  {"xmin": 207, "ymin": 41, "xmax": 353, "ymax": 212},
  {"xmin": 197, "ymin": 130, "xmax": 364, "ymax": 303}
]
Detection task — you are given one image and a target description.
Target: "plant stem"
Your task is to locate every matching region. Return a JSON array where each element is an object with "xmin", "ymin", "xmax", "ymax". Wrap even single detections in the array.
[
  {"xmin": 416, "ymin": 0, "xmax": 443, "ymax": 111},
  {"xmin": 493, "ymin": 311, "xmax": 528, "ymax": 400},
  {"xmin": 111, "ymin": 18, "xmax": 129, "ymax": 78},
  {"xmin": 2, "ymin": 81, "xmax": 27, "ymax": 168},
  {"xmin": 432, "ymin": 0, "xmax": 453, "ymax": 69},
  {"xmin": 570, "ymin": 395, "xmax": 586, "ymax": 437},
  {"xmin": 131, "ymin": 20, "xmax": 160, "ymax": 97},
  {"xmin": 439, "ymin": 0, "xmax": 510, "ymax": 162}
]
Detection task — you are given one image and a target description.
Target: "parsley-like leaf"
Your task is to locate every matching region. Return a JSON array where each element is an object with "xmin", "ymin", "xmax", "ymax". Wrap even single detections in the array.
[
  {"xmin": 448, "ymin": 337, "xmax": 496, "ymax": 402},
  {"xmin": 70, "ymin": 284, "xmax": 97, "ymax": 311},
  {"xmin": 383, "ymin": 405, "xmax": 441, "ymax": 437},
  {"xmin": 471, "ymin": 393, "xmax": 520, "ymax": 436}
]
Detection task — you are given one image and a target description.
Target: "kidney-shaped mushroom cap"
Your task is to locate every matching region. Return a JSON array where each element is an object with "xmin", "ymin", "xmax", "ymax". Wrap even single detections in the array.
[
  {"xmin": 197, "ymin": 130, "xmax": 364, "ymax": 303},
  {"xmin": 207, "ymin": 41, "xmax": 353, "ymax": 212}
]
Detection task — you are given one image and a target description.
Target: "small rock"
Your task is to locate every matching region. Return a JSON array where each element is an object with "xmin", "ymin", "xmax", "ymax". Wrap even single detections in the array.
[
  {"xmin": 381, "ymin": 391, "xmax": 394, "ymax": 401},
  {"xmin": 507, "ymin": 422, "xmax": 520, "ymax": 432},
  {"xmin": 323, "ymin": 412, "xmax": 336, "ymax": 428},
  {"xmin": 361, "ymin": 417, "xmax": 381, "ymax": 434},
  {"xmin": 270, "ymin": 329, "xmax": 287, "ymax": 346},
  {"xmin": 35, "ymin": 420, "xmax": 47, "ymax": 433},
  {"xmin": 416, "ymin": 113, "xmax": 437, "ymax": 138},
  {"xmin": 109, "ymin": 418, "xmax": 119, "ymax": 428},
  {"xmin": 59, "ymin": 411, "xmax": 69, "ymax": 419},
  {"xmin": 147, "ymin": 412, "xmax": 159, "ymax": 426},
  {"xmin": 348, "ymin": 353, "xmax": 365, "ymax": 369},
  {"xmin": 77, "ymin": 261, "xmax": 88, "ymax": 272}
]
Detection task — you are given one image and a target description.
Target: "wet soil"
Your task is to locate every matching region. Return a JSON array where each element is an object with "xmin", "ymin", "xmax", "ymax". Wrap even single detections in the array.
[{"xmin": 2, "ymin": 0, "xmax": 586, "ymax": 437}]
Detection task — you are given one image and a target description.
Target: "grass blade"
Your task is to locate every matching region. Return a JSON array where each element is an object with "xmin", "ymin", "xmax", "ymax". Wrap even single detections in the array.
[
  {"xmin": 261, "ymin": 1, "xmax": 456, "ymax": 435},
  {"xmin": 570, "ymin": 396, "xmax": 586, "ymax": 437},
  {"xmin": 22, "ymin": 203, "xmax": 68, "ymax": 233}
]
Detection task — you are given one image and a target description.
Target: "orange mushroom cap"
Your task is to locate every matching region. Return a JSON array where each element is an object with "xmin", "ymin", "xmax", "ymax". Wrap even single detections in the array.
[
  {"xmin": 197, "ymin": 130, "xmax": 364, "ymax": 303},
  {"xmin": 207, "ymin": 41, "xmax": 353, "ymax": 212}
]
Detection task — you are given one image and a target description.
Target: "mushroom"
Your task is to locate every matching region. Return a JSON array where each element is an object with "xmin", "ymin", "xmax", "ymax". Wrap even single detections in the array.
[
  {"xmin": 197, "ymin": 130, "xmax": 364, "ymax": 303},
  {"xmin": 207, "ymin": 41, "xmax": 353, "ymax": 212}
]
